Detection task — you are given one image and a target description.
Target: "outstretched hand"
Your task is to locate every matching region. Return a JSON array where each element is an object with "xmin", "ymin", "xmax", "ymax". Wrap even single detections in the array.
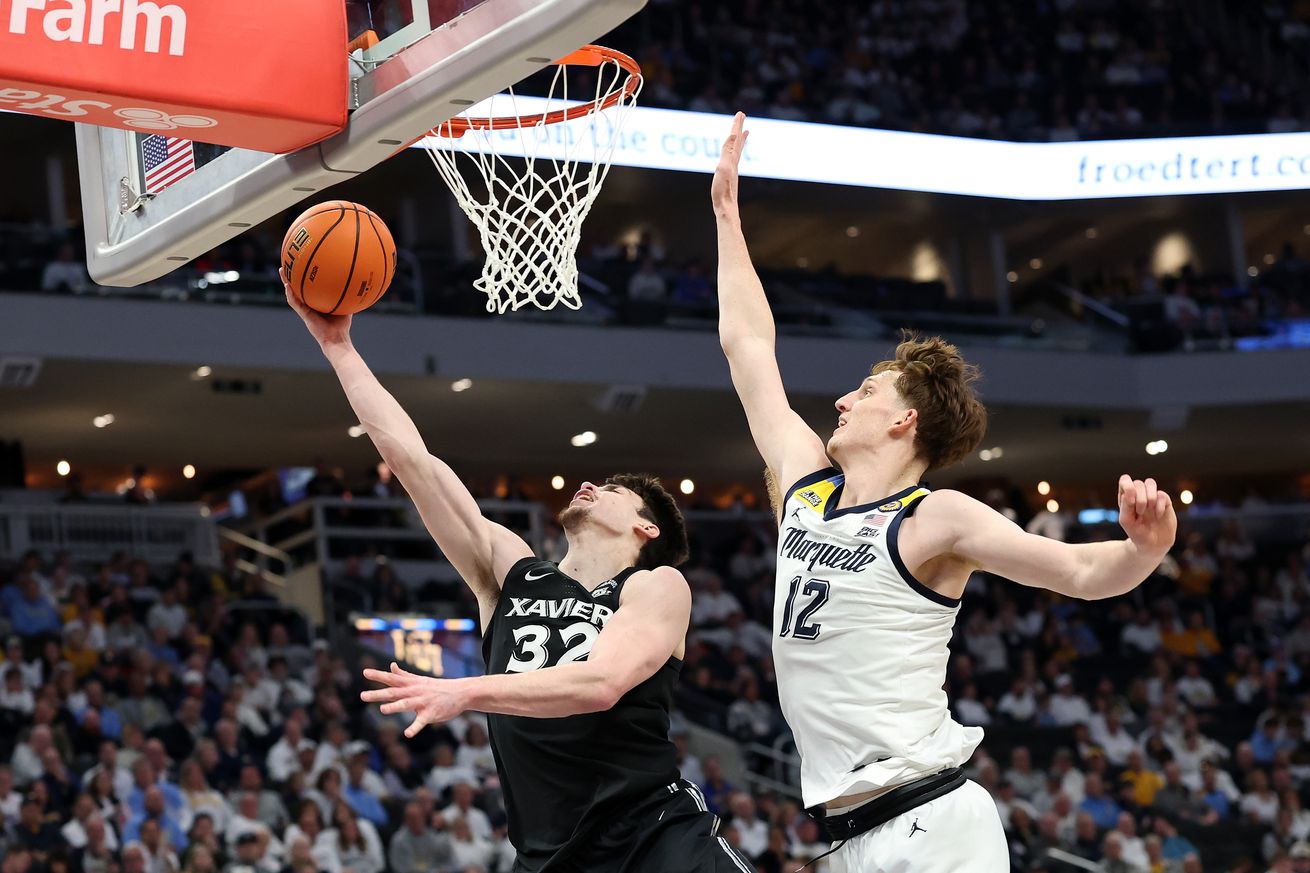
[
  {"xmin": 1117, "ymin": 474, "xmax": 1177, "ymax": 558},
  {"xmin": 711, "ymin": 112, "xmax": 749, "ymax": 217},
  {"xmin": 361, "ymin": 662, "xmax": 468, "ymax": 739},
  {"xmin": 282, "ymin": 266, "xmax": 353, "ymax": 349}
]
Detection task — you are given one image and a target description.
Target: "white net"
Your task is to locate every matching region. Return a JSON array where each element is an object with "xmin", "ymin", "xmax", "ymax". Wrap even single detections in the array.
[{"xmin": 420, "ymin": 52, "xmax": 642, "ymax": 314}]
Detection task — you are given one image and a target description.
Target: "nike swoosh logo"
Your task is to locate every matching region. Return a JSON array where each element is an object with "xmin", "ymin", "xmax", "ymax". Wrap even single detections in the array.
[{"xmin": 524, "ymin": 569, "xmax": 552, "ymax": 581}]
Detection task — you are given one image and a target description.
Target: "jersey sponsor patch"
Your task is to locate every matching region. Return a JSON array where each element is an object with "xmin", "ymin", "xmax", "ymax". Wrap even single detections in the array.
[
  {"xmin": 590, "ymin": 579, "xmax": 618, "ymax": 598},
  {"xmin": 791, "ymin": 476, "xmax": 839, "ymax": 513},
  {"xmin": 855, "ymin": 526, "xmax": 883, "ymax": 539},
  {"xmin": 797, "ymin": 489, "xmax": 824, "ymax": 507}
]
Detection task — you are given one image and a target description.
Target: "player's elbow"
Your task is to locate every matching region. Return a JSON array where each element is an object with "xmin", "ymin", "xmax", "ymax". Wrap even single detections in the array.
[
  {"xmin": 1064, "ymin": 556, "xmax": 1112, "ymax": 601},
  {"xmin": 578, "ymin": 678, "xmax": 625, "ymax": 713},
  {"xmin": 368, "ymin": 432, "xmax": 425, "ymax": 475},
  {"xmin": 719, "ymin": 331, "xmax": 747, "ymax": 358},
  {"xmin": 720, "ymin": 330, "xmax": 771, "ymax": 357}
]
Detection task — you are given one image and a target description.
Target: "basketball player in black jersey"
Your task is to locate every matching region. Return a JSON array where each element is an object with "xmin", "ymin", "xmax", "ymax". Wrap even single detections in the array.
[{"xmin": 283, "ymin": 280, "xmax": 752, "ymax": 873}]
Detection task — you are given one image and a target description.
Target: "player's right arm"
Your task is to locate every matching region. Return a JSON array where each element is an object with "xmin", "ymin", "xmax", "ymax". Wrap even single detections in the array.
[
  {"xmin": 713, "ymin": 113, "xmax": 829, "ymax": 491},
  {"xmin": 283, "ymin": 280, "xmax": 531, "ymax": 611}
]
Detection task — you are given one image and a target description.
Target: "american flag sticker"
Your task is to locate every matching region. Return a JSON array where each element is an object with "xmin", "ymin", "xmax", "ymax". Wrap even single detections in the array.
[
  {"xmin": 863, "ymin": 513, "xmax": 888, "ymax": 526},
  {"xmin": 140, "ymin": 135, "xmax": 196, "ymax": 194}
]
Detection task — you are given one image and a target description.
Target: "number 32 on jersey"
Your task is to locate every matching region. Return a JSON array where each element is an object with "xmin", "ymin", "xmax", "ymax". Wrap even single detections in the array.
[{"xmin": 506, "ymin": 621, "xmax": 599, "ymax": 672}]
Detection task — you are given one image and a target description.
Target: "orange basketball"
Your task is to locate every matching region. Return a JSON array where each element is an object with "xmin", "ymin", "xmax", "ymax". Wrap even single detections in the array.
[{"xmin": 281, "ymin": 200, "xmax": 396, "ymax": 315}]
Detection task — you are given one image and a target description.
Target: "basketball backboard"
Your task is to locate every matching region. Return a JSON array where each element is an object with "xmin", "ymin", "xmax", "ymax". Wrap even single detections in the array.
[{"xmin": 76, "ymin": 0, "xmax": 646, "ymax": 287}]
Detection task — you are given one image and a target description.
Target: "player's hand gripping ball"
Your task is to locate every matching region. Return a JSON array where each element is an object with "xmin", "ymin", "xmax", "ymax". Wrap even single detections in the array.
[{"xmin": 281, "ymin": 200, "xmax": 396, "ymax": 315}]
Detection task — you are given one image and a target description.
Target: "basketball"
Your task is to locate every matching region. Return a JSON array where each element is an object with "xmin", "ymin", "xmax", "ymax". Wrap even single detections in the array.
[{"xmin": 281, "ymin": 200, "xmax": 396, "ymax": 315}]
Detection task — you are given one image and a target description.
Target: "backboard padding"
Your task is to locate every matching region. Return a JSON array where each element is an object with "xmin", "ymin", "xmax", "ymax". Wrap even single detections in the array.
[{"xmin": 77, "ymin": 0, "xmax": 646, "ymax": 286}]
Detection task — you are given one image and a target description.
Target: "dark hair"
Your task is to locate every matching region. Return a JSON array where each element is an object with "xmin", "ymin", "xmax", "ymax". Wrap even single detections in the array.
[
  {"xmin": 871, "ymin": 333, "xmax": 987, "ymax": 470},
  {"xmin": 605, "ymin": 474, "xmax": 689, "ymax": 569}
]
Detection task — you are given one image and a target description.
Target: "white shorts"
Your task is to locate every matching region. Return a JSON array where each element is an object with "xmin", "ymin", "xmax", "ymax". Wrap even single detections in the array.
[{"xmin": 827, "ymin": 780, "xmax": 1008, "ymax": 873}]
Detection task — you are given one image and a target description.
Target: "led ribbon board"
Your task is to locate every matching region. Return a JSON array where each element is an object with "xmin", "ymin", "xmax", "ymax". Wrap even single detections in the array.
[
  {"xmin": 420, "ymin": 99, "xmax": 1310, "ymax": 200},
  {"xmin": 354, "ymin": 615, "xmax": 481, "ymax": 678}
]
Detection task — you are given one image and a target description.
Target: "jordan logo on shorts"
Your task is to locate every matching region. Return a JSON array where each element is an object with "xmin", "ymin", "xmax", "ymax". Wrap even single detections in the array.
[{"xmin": 908, "ymin": 818, "xmax": 926, "ymax": 838}]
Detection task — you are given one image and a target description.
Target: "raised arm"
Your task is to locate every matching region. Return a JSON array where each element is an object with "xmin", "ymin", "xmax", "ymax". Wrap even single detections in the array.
[
  {"xmin": 361, "ymin": 567, "xmax": 691, "ymax": 732},
  {"xmin": 713, "ymin": 113, "xmax": 828, "ymax": 490},
  {"xmin": 909, "ymin": 475, "xmax": 1177, "ymax": 600},
  {"xmin": 283, "ymin": 280, "xmax": 531, "ymax": 614}
]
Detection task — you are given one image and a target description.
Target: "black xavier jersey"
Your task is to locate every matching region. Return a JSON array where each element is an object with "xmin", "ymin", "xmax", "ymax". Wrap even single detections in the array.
[{"xmin": 481, "ymin": 557, "xmax": 682, "ymax": 871}]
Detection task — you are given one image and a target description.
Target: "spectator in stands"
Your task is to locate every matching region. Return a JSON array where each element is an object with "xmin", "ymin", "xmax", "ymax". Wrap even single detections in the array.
[
  {"xmin": 137, "ymin": 818, "xmax": 181, "ymax": 873},
  {"xmin": 73, "ymin": 813, "xmax": 119, "ymax": 873},
  {"xmin": 232, "ymin": 765, "xmax": 288, "ymax": 834},
  {"xmin": 725, "ymin": 791, "xmax": 768, "ymax": 859},
  {"xmin": 1003, "ymin": 747, "xmax": 1043, "ymax": 799},
  {"xmin": 1069, "ymin": 810, "xmax": 1102, "ymax": 863},
  {"xmin": 107, "ymin": 606, "xmax": 150, "ymax": 655},
  {"xmin": 1050, "ymin": 675, "xmax": 1093, "ymax": 726},
  {"xmin": 1121, "ymin": 607, "xmax": 1162, "ymax": 655},
  {"xmin": 281, "ymin": 801, "xmax": 335, "ymax": 872},
  {"xmin": 1153, "ymin": 815, "xmax": 1199, "ymax": 863},
  {"xmin": 342, "ymin": 747, "xmax": 388, "ymax": 828},
  {"xmin": 379, "ymin": 743, "xmax": 424, "ymax": 803},
  {"xmin": 0, "ymin": 765, "xmax": 21, "ymax": 825},
  {"xmin": 1252, "ymin": 716, "xmax": 1295, "ymax": 764},
  {"xmin": 997, "ymin": 677, "xmax": 1037, "ymax": 724},
  {"xmin": 13, "ymin": 795, "xmax": 61, "ymax": 858},
  {"xmin": 146, "ymin": 586, "xmax": 187, "ymax": 641},
  {"xmin": 41, "ymin": 243, "xmax": 91, "ymax": 294},
  {"xmin": 442, "ymin": 783, "xmax": 491, "ymax": 842},
  {"xmin": 447, "ymin": 814, "xmax": 492, "ymax": 873},
  {"xmin": 626, "ymin": 256, "xmax": 667, "ymax": 303},
  {"xmin": 689, "ymin": 570, "xmax": 742, "ymax": 628},
  {"xmin": 304, "ymin": 460, "xmax": 346, "ymax": 500},
  {"xmin": 387, "ymin": 801, "xmax": 454, "ymax": 873},
  {"xmin": 57, "ymin": 473, "xmax": 89, "ymax": 504},
  {"xmin": 1164, "ymin": 610, "xmax": 1223, "ymax": 659},
  {"xmin": 1, "ymin": 666, "xmax": 34, "ymax": 715},
  {"xmin": 1243, "ymin": 767, "xmax": 1282, "ymax": 825},
  {"xmin": 670, "ymin": 261, "xmax": 714, "ymax": 310},
  {"xmin": 726, "ymin": 675, "xmax": 775, "ymax": 743},
  {"xmin": 1079, "ymin": 772, "xmax": 1122, "ymax": 830},
  {"xmin": 453, "ymin": 724, "xmax": 495, "ymax": 782},
  {"xmin": 122, "ymin": 785, "xmax": 188, "ymax": 853},
  {"xmin": 222, "ymin": 831, "xmax": 265, "ymax": 873},
  {"xmin": 697, "ymin": 757, "xmax": 733, "ymax": 815},
  {"xmin": 425, "ymin": 744, "xmax": 476, "ymax": 798},
  {"xmin": 7, "ymin": 574, "xmax": 61, "ymax": 640},
  {"xmin": 953, "ymin": 682, "xmax": 991, "ymax": 726},
  {"xmin": 1094, "ymin": 708, "xmax": 1140, "ymax": 766},
  {"xmin": 1117, "ymin": 749, "xmax": 1163, "ymax": 810},
  {"xmin": 123, "ymin": 467, "xmax": 156, "ymax": 506},
  {"xmin": 227, "ymin": 791, "xmax": 284, "ymax": 865}
]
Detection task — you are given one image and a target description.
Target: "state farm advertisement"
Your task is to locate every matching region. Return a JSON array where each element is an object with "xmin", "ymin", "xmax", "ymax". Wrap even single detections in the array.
[{"xmin": 0, "ymin": 0, "xmax": 348, "ymax": 153}]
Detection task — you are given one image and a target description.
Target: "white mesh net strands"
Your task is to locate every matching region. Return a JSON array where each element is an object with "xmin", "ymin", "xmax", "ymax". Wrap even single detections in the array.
[{"xmin": 421, "ymin": 50, "xmax": 642, "ymax": 314}]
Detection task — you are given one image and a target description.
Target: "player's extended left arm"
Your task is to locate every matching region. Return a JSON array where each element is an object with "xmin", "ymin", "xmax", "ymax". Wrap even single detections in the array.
[
  {"xmin": 360, "ymin": 569, "xmax": 691, "ymax": 734},
  {"xmin": 925, "ymin": 475, "xmax": 1177, "ymax": 600}
]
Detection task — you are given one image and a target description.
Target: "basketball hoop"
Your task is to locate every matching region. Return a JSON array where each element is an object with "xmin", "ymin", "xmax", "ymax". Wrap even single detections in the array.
[{"xmin": 419, "ymin": 45, "xmax": 642, "ymax": 313}]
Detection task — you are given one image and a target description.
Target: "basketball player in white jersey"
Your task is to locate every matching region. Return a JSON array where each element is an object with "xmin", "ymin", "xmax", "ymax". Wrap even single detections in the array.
[{"xmin": 712, "ymin": 113, "xmax": 1178, "ymax": 872}]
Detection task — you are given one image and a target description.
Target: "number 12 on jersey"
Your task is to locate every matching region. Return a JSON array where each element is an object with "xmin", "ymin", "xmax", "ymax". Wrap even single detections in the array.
[{"xmin": 779, "ymin": 576, "xmax": 830, "ymax": 640}]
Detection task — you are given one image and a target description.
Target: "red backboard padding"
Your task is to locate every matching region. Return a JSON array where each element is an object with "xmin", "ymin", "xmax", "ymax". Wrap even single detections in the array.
[{"xmin": 0, "ymin": 0, "xmax": 348, "ymax": 154}]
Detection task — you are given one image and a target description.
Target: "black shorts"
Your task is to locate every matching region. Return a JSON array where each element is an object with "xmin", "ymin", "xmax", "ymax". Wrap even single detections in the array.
[{"xmin": 519, "ymin": 780, "xmax": 755, "ymax": 873}]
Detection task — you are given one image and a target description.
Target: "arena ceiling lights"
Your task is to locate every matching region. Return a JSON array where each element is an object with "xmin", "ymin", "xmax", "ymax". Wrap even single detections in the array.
[{"xmin": 418, "ymin": 100, "xmax": 1310, "ymax": 200}]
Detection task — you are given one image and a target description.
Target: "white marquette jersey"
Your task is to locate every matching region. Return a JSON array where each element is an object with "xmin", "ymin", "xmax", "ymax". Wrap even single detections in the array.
[{"xmin": 773, "ymin": 469, "xmax": 982, "ymax": 808}]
